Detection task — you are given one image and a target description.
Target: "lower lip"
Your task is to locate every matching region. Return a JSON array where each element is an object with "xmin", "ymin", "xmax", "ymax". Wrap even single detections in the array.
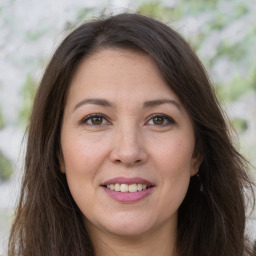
[{"xmin": 102, "ymin": 186, "xmax": 154, "ymax": 203}]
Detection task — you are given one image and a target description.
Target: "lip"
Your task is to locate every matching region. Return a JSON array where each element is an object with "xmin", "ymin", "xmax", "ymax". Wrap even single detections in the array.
[
  {"xmin": 102, "ymin": 187, "xmax": 154, "ymax": 203},
  {"xmin": 101, "ymin": 176, "xmax": 155, "ymax": 203}
]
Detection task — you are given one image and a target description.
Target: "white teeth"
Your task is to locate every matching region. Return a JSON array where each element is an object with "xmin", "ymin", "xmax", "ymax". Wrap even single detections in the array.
[
  {"xmin": 120, "ymin": 184, "xmax": 129, "ymax": 192},
  {"xmin": 128, "ymin": 184, "xmax": 137, "ymax": 192},
  {"xmin": 114, "ymin": 183, "xmax": 120, "ymax": 191},
  {"xmin": 105, "ymin": 183, "xmax": 150, "ymax": 192}
]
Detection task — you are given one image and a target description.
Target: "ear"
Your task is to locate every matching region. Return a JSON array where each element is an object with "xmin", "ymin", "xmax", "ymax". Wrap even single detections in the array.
[{"xmin": 190, "ymin": 153, "xmax": 203, "ymax": 177}]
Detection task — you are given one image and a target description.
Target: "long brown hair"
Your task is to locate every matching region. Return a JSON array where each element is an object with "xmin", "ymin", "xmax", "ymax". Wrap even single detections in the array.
[{"xmin": 8, "ymin": 13, "xmax": 255, "ymax": 256}]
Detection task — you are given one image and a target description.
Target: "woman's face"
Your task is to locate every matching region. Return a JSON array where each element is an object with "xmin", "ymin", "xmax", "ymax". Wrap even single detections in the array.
[{"xmin": 60, "ymin": 49, "xmax": 201, "ymax": 238}]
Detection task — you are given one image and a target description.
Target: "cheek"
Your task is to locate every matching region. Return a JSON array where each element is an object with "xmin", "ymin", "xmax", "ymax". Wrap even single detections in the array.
[
  {"xmin": 152, "ymin": 136, "xmax": 194, "ymax": 203},
  {"xmin": 156, "ymin": 150, "xmax": 192, "ymax": 220},
  {"xmin": 61, "ymin": 135, "xmax": 104, "ymax": 210},
  {"xmin": 61, "ymin": 132, "xmax": 109, "ymax": 174},
  {"xmin": 153, "ymin": 135, "xmax": 195, "ymax": 172}
]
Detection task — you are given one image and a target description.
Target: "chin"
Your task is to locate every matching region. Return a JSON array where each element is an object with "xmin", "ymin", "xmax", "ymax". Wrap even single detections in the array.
[
  {"xmin": 105, "ymin": 222, "xmax": 152, "ymax": 237},
  {"xmin": 89, "ymin": 213, "xmax": 155, "ymax": 238}
]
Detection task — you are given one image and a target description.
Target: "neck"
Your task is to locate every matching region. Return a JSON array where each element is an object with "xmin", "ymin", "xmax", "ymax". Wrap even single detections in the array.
[{"xmin": 87, "ymin": 220, "xmax": 178, "ymax": 256}]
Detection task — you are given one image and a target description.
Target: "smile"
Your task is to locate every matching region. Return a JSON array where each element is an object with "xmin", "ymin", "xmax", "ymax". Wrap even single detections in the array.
[
  {"xmin": 101, "ymin": 177, "xmax": 155, "ymax": 202},
  {"xmin": 105, "ymin": 183, "xmax": 152, "ymax": 192}
]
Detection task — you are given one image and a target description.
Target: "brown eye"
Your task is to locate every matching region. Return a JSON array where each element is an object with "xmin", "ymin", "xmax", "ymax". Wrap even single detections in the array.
[
  {"xmin": 82, "ymin": 114, "xmax": 109, "ymax": 126},
  {"xmin": 147, "ymin": 114, "xmax": 175, "ymax": 126},
  {"xmin": 91, "ymin": 116, "xmax": 103, "ymax": 125},
  {"xmin": 152, "ymin": 116, "xmax": 164, "ymax": 125}
]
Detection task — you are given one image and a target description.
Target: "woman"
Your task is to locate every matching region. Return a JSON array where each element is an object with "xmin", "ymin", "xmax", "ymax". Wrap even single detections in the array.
[{"xmin": 8, "ymin": 13, "xmax": 255, "ymax": 256}]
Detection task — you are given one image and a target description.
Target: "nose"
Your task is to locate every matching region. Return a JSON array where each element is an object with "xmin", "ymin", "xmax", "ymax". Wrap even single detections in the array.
[{"xmin": 109, "ymin": 124, "xmax": 148, "ymax": 167}]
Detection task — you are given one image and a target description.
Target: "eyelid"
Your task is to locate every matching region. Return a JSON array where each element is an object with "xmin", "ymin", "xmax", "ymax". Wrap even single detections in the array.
[
  {"xmin": 79, "ymin": 113, "xmax": 175, "ymax": 127},
  {"xmin": 79, "ymin": 113, "xmax": 110, "ymax": 126},
  {"xmin": 146, "ymin": 113, "xmax": 175, "ymax": 126}
]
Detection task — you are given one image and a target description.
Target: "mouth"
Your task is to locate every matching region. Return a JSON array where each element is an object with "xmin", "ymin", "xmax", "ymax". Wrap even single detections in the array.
[
  {"xmin": 101, "ymin": 177, "xmax": 155, "ymax": 202},
  {"xmin": 102, "ymin": 183, "xmax": 154, "ymax": 193}
]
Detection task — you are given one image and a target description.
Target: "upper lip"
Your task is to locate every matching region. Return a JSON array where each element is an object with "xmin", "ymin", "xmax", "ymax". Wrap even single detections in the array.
[{"xmin": 101, "ymin": 177, "xmax": 154, "ymax": 186}]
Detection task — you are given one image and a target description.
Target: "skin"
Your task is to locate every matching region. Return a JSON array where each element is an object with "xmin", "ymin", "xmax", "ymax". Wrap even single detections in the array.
[{"xmin": 60, "ymin": 49, "xmax": 202, "ymax": 256}]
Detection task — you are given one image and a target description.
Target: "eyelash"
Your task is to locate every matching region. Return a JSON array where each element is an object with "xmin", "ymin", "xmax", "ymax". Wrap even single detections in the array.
[
  {"xmin": 80, "ymin": 114, "xmax": 110, "ymax": 126},
  {"xmin": 79, "ymin": 113, "xmax": 175, "ymax": 127},
  {"xmin": 146, "ymin": 114, "xmax": 175, "ymax": 126}
]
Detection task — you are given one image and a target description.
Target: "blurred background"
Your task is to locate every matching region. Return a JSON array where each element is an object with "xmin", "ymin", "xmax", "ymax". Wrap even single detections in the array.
[{"xmin": 0, "ymin": 0, "xmax": 255, "ymax": 254}]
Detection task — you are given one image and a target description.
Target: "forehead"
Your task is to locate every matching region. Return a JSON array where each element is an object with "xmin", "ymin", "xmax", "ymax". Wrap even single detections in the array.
[
  {"xmin": 67, "ymin": 48, "xmax": 181, "ymax": 104},
  {"xmin": 73, "ymin": 48, "xmax": 162, "ymax": 85}
]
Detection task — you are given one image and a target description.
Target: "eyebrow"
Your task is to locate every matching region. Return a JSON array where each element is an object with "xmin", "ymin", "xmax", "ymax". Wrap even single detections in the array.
[
  {"xmin": 73, "ymin": 98, "xmax": 182, "ymax": 113},
  {"xmin": 73, "ymin": 98, "xmax": 114, "ymax": 111},
  {"xmin": 143, "ymin": 99, "xmax": 182, "ymax": 112}
]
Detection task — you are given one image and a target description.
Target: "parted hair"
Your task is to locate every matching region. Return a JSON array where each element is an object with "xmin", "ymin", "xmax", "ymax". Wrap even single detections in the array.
[{"xmin": 8, "ymin": 13, "xmax": 255, "ymax": 256}]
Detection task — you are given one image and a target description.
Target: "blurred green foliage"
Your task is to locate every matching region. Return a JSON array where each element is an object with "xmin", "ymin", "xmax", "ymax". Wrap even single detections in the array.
[
  {"xmin": 18, "ymin": 74, "xmax": 37, "ymax": 127},
  {"xmin": 0, "ymin": 106, "xmax": 5, "ymax": 130},
  {"xmin": 138, "ymin": 0, "xmax": 256, "ymax": 90},
  {"xmin": 0, "ymin": 150, "xmax": 13, "ymax": 180},
  {"xmin": 77, "ymin": 7, "xmax": 95, "ymax": 20},
  {"xmin": 232, "ymin": 118, "xmax": 248, "ymax": 133},
  {"xmin": 26, "ymin": 30, "xmax": 45, "ymax": 41},
  {"xmin": 138, "ymin": 2, "xmax": 180, "ymax": 20}
]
